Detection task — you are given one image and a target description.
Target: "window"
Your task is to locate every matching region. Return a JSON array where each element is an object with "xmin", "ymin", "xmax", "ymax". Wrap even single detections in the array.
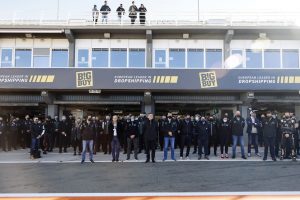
[
  {"xmin": 51, "ymin": 49, "xmax": 68, "ymax": 67},
  {"xmin": 111, "ymin": 48, "xmax": 127, "ymax": 68},
  {"xmin": 206, "ymin": 49, "xmax": 222, "ymax": 68},
  {"xmin": 77, "ymin": 49, "xmax": 89, "ymax": 68},
  {"xmin": 187, "ymin": 49, "xmax": 204, "ymax": 68},
  {"xmin": 1, "ymin": 49, "xmax": 13, "ymax": 67},
  {"xmin": 246, "ymin": 49, "xmax": 262, "ymax": 68},
  {"xmin": 154, "ymin": 50, "xmax": 166, "ymax": 68},
  {"xmin": 282, "ymin": 49, "xmax": 299, "ymax": 68},
  {"xmin": 229, "ymin": 50, "xmax": 243, "ymax": 68},
  {"xmin": 264, "ymin": 49, "xmax": 281, "ymax": 68},
  {"xmin": 92, "ymin": 48, "xmax": 108, "ymax": 68},
  {"xmin": 15, "ymin": 49, "xmax": 32, "ymax": 67},
  {"xmin": 169, "ymin": 48, "xmax": 185, "ymax": 68},
  {"xmin": 129, "ymin": 48, "xmax": 145, "ymax": 68},
  {"xmin": 33, "ymin": 48, "xmax": 50, "ymax": 68}
]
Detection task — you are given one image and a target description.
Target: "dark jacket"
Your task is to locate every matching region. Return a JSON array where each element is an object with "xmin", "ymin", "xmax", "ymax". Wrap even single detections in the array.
[
  {"xmin": 180, "ymin": 120, "xmax": 194, "ymax": 136},
  {"xmin": 207, "ymin": 119, "xmax": 218, "ymax": 137},
  {"xmin": 81, "ymin": 122, "xmax": 94, "ymax": 141},
  {"xmin": 143, "ymin": 119, "xmax": 159, "ymax": 141},
  {"xmin": 193, "ymin": 120, "xmax": 209, "ymax": 138},
  {"xmin": 71, "ymin": 124, "xmax": 82, "ymax": 141},
  {"xmin": 116, "ymin": 6, "xmax": 125, "ymax": 16},
  {"xmin": 231, "ymin": 116, "xmax": 245, "ymax": 136},
  {"xmin": 162, "ymin": 119, "xmax": 177, "ymax": 137},
  {"xmin": 129, "ymin": 5, "xmax": 138, "ymax": 18},
  {"xmin": 0, "ymin": 120, "xmax": 6, "ymax": 134},
  {"xmin": 30, "ymin": 122, "xmax": 44, "ymax": 139},
  {"xmin": 218, "ymin": 119, "xmax": 231, "ymax": 138},
  {"xmin": 102, "ymin": 120, "xmax": 110, "ymax": 135},
  {"xmin": 138, "ymin": 7, "xmax": 147, "ymax": 17},
  {"xmin": 58, "ymin": 120, "xmax": 68, "ymax": 135},
  {"xmin": 108, "ymin": 121, "xmax": 123, "ymax": 141},
  {"xmin": 246, "ymin": 117, "xmax": 261, "ymax": 134},
  {"xmin": 100, "ymin": 5, "xmax": 111, "ymax": 15},
  {"xmin": 262, "ymin": 117, "xmax": 278, "ymax": 138},
  {"xmin": 125, "ymin": 120, "xmax": 139, "ymax": 138},
  {"xmin": 44, "ymin": 120, "xmax": 54, "ymax": 135}
]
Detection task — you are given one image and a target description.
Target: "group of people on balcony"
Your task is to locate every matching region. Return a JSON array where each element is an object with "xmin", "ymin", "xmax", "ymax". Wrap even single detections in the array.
[{"xmin": 92, "ymin": 1, "xmax": 147, "ymax": 24}]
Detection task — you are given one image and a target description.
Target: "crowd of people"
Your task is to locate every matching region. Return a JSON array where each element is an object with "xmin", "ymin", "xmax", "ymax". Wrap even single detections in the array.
[
  {"xmin": 0, "ymin": 110, "xmax": 299, "ymax": 163},
  {"xmin": 92, "ymin": 1, "xmax": 147, "ymax": 24}
]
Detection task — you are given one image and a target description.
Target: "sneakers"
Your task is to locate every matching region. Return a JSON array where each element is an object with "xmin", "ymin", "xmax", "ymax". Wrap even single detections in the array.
[
  {"xmin": 263, "ymin": 157, "xmax": 267, "ymax": 161},
  {"xmin": 81, "ymin": 160, "xmax": 84, "ymax": 164},
  {"xmin": 205, "ymin": 156, "xmax": 209, "ymax": 160},
  {"xmin": 242, "ymin": 156, "xmax": 247, "ymax": 160},
  {"xmin": 186, "ymin": 156, "xmax": 190, "ymax": 160},
  {"xmin": 248, "ymin": 153, "xmax": 251, "ymax": 157},
  {"xmin": 198, "ymin": 155, "xmax": 202, "ymax": 160},
  {"xmin": 221, "ymin": 154, "xmax": 224, "ymax": 159},
  {"xmin": 90, "ymin": 159, "xmax": 95, "ymax": 163},
  {"xmin": 180, "ymin": 157, "xmax": 183, "ymax": 160},
  {"xmin": 225, "ymin": 154, "xmax": 229, "ymax": 158},
  {"xmin": 256, "ymin": 153, "xmax": 261, "ymax": 157}
]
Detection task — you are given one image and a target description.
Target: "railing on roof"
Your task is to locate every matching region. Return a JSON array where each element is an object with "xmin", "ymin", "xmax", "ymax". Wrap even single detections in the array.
[{"xmin": 0, "ymin": 10, "xmax": 299, "ymax": 27}]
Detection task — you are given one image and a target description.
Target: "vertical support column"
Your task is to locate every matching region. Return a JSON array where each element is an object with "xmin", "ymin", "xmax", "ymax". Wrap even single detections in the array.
[
  {"xmin": 142, "ymin": 91, "xmax": 155, "ymax": 114},
  {"xmin": 224, "ymin": 30, "xmax": 234, "ymax": 65},
  {"xmin": 295, "ymin": 105, "xmax": 300, "ymax": 120},
  {"xmin": 47, "ymin": 105, "xmax": 59, "ymax": 118},
  {"xmin": 65, "ymin": 29, "xmax": 75, "ymax": 67},
  {"xmin": 146, "ymin": 30, "xmax": 153, "ymax": 68}
]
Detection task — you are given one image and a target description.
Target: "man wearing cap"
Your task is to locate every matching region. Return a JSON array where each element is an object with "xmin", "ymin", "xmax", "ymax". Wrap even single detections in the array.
[{"xmin": 246, "ymin": 111, "xmax": 262, "ymax": 157}]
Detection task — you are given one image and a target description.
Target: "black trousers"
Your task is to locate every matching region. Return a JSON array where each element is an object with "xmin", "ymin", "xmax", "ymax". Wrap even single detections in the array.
[
  {"xmin": 198, "ymin": 136, "xmax": 209, "ymax": 156},
  {"xmin": 138, "ymin": 134, "xmax": 144, "ymax": 152},
  {"xmin": 220, "ymin": 133, "xmax": 230, "ymax": 154},
  {"xmin": 127, "ymin": 137, "xmax": 139, "ymax": 159},
  {"xmin": 59, "ymin": 134, "xmax": 67, "ymax": 152},
  {"xmin": 159, "ymin": 133, "xmax": 164, "ymax": 151},
  {"xmin": 180, "ymin": 135, "xmax": 192, "ymax": 157},
  {"xmin": 145, "ymin": 140, "xmax": 156, "ymax": 161},
  {"xmin": 101, "ymin": 134, "xmax": 111, "ymax": 154},
  {"xmin": 208, "ymin": 134, "xmax": 218, "ymax": 155},
  {"xmin": 73, "ymin": 138, "xmax": 82, "ymax": 153},
  {"xmin": 264, "ymin": 137, "xmax": 275, "ymax": 159},
  {"xmin": 0, "ymin": 133, "xmax": 5, "ymax": 151}
]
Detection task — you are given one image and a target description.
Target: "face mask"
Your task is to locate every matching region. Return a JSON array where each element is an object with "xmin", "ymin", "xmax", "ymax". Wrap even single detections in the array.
[
  {"xmin": 131, "ymin": 118, "xmax": 134, "ymax": 122},
  {"xmin": 223, "ymin": 119, "xmax": 228, "ymax": 122},
  {"xmin": 195, "ymin": 117, "xmax": 199, "ymax": 121}
]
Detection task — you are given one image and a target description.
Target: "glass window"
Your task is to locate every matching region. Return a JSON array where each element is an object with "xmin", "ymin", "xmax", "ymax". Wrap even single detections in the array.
[
  {"xmin": 15, "ymin": 49, "xmax": 32, "ymax": 67},
  {"xmin": 51, "ymin": 49, "xmax": 68, "ymax": 67},
  {"xmin": 229, "ymin": 50, "xmax": 243, "ymax": 68},
  {"xmin": 264, "ymin": 49, "xmax": 281, "ymax": 68},
  {"xmin": 154, "ymin": 50, "xmax": 166, "ymax": 68},
  {"xmin": 77, "ymin": 49, "xmax": 89, "ymax": 68},
  {"xmin": 111, "ymin": 48, "xmax": 127, "ymax": 68},
  {"xmin": 92, "ymin": 48, "xmax": 108, "ymax": 68},
  {"xmin": 33, "ymin": 48, "xmax": 50, "ymax": 68},
  {"xmin": 169, "ymin": 48, "xmax": 185, "ymax": 68},
  {"xmin": 1, "ymin": 49, "xmax": 13, "ymax": 67},
  {"xmin": 246, "ymin": 49, "xmax": 262, "ymax": 68},
  {"xmin": 187, "ymin": 49, "xmax": 204, "ymax": 68},
  {"xmin": 282, "ymin": 49, "xmax": 299, "ymax": 68},
  {"xmin": 129, "ymin": 48, "xmax": 145, "ymax": 68},
  {"xmin": 206, "ymin": 49, "xmax": 222, "ymax": 68}
]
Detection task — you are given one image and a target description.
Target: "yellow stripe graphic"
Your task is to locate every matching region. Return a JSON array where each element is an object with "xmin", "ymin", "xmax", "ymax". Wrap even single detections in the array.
[
  {"xmin": 165, "ymin": 76, "xmax": 171, "ymax": 83},
  {"xmin": 46, "ymin": 75, "xmax": 55, "ymax": 83},
  {"xmin": 160, "ymin": 76, "xmax": 165, "ymax": 83}
]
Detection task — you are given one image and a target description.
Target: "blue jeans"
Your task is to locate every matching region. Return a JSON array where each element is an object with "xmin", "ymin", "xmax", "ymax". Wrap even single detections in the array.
[
  {"xmin": 82, "ymin": 140, "xmax": 94, "ymax": 161},
  {"xmin": 30, "ymin": 138, "xmax": 39, "ymax": 155},
  {"xmin": 232, "ymin": 135, "xmax": 245, "ymax": 157},
  {"xmin": 111, "ymin": 136, "xmax": 120, "ymax": 161},
  {"xmin": 248, "ymin": 133, "xmax": 259, "ymax": 154},
  {"xmin": 164, "ymin": 137, "xmax": 175, "ymax": 160}
]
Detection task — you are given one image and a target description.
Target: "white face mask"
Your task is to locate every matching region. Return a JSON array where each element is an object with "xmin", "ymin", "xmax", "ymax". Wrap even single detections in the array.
[
  {"xmin": 131, "ymin": 118, "xmax": 134, "ymax": 122},
  {"xmin": 195, "ymin": 117, "xmax": 199, "ymax": 121},
  {"xmin": 223, "ymin": 119, "xmax": 228, "ymax": 122}
]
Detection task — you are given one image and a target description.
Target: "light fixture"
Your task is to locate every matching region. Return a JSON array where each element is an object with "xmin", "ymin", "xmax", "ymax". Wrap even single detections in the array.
[
  {"xmin": 104, "ymin": 33, "xmax": 111, "ymax": 39},
  {"xmin": 183, "ymin": 33, "xmax": 189, "ymax": 39}
]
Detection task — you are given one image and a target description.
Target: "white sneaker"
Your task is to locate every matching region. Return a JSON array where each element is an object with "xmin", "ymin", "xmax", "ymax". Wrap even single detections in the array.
[
  {"xmin": 186, "ymin": 156, "xmax": 190, "ymax": 160},
  {"xmin": 256, "ymin": 153, "xmax": 261, "ymax": 157},
  {"xmin": 248, "ymin": 153, "xmax": 251, "ymax": 157},
  {"xmin": 180, "ymin": 157, "xmax": 183, "ymax": 160}
]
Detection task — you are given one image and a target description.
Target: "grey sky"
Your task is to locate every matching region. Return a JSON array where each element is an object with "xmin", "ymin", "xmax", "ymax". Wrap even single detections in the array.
[{"xmin": 0, "ymin": 0, "xmax": 298, "ymax": 20}]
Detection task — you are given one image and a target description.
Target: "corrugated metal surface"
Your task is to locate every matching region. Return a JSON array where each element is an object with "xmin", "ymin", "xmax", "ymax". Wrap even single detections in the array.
[
  {"xmin": 0, "ymin": 95, "xmax": 43, "ymax": 103},
  {"xmin": 153, "ymin": 95, "xmax": 239, "ymax": 101},
  {"xmin": 56, "ymin": 95, "xmax": 144, "ymax": 102}
]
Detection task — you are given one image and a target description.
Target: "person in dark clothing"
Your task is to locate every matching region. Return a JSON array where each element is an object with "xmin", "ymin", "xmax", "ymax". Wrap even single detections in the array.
[
  {"xmin": 92, "ymin": 5, "xmax": 99, "ymax": 24},
  {"xmin": 116, "ymin": 4, "xmax": 125, "ymax": 23},
  {"xmin": 30, "ymin": 117, "xmax": 45, "ymax": 159},
  {"xmin": 9, "ymin": 118, "xmax": 18, "ymax": 151},
  {"xmin": 143, "ymin": 113, "xmax": 158, "ymax": 163},
  {"xmin": 231, "ymin": 111, "xmax": 247, "ymax": 159},
  {"xmin": 58, "ymin": 116, "xmax": 68, "ymax": 153},
  {"xmin": 92, "ymin": 117, "xmax": 102, "ymax": 155},
  {"xmin": 42, "ymin": 116, "xmax": 54, "ymax": 154},
  {"xmin": 128, "ymin": 1, "xmax": 138, "ymax": 24},
  {"xmin": 262, "ymin": 111, "xmax": 277, "ymax": 161},
  {"xmin": 72, "ymin": 118, "xmax": 82, "ymax": 156},
  {"xmin": 81, "ymin": 119, "xmax": 95, "ymax": 163},
  {"xmin": 179, "ymin": 114, "xmax": 193, "ymax": 160},
  {"xmin": 0, "ymin": 117, "xmax": 6, "ymax": 151},
  {"xmin": 109, "ymin": 115, "xmax": 123, "ymax": 162},
  {"xmin": 138, "ymin": 4, "xmax": 147, "ymax": 24},
  {"xmin": 280, "ymin": 112, "xmax": 297, "ymax": 160},
  {"xmin": 207, "ymin": 115, "xmax": 219, "ymax": 157},
  {"xmin": 52, "ymin": 116, "xmax": 60, "ymax": 151},
  {"xmin": 102, "ymin": 115, "xmax": 111, "ymax": 154},
  {"xmin": 162, "ymin": 113, "xmax": 177, "ymax": 161},
  {"xmin": 100, "ymin": 1, "xmax": 111, "ymax": 24},
  {"xmin": 219, "ymin": 115, "xmax": 231, "ymax": 158},
  {"xmin": 194, "ymin": 116, "xmax": 209, "ymax": 160},
  {"xmin": 246, "ymin": 111, "xmax": 261, "ymax": 157},
  {"xmin": 138, "ymin": 113, "xmax": 146, "ymax": 153},
  {"xmin": 22, "ymin": 115, "xmax": 32, "ymax": 148},
  {"xmin": 126, "ymin": 115, "xmax": 139, "ymax": 160}
]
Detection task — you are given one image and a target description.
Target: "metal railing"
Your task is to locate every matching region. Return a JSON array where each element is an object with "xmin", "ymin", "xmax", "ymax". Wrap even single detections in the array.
[{"xmin": 0, "ymin": 10, "xmax": 299, "ymax": 27}]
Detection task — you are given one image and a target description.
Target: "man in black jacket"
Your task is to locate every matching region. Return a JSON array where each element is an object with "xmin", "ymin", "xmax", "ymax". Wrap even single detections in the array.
[
  {"xmin": 30, "ymin": 117, "xmax": 45, "ymax": 159},
  {"xmin": 126, "ymin": 115, "xmax": 139, "ymax": 160},
  {"xmin": 100, "ymin": 1, "xmax": 111, "ymax": 24},
  {"xmin": 179, "ymin": 114, "xmax": 193, "ymax": 160},
  {"xmin": 143, "ymin": 113, "xmax": 158, "ymax": 163},
  {"xmin": 231, "ymin": 111, "xmax": 247, "ymax": 159},
  {"xmin": 58, "ymin": 116, "xmax": 68, "ymax": 153},
  {"xmin": 116, "ymin": 4, "xmax": 125, "ymax": 23},
  {"xmin": 194, "ymin": 116, "xmax": 209, "ymax": 160},
  {"xmin": 81, "ymin": 118, "xmax": 95, "ymax": 164},
  {"xmin": 262, "ymin": 111, "xmax": 277, "ymax": 161}
]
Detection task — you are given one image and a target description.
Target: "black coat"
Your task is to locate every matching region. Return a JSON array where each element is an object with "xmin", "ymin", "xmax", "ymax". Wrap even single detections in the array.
[
  {"xmin": 125, "ymin": 120, "xmax": 139, "ymax": 138},
  {"xmin": 262, "ymin": 117, "xmax": 278, "ymax": 138},
  {"xmin": 108, "ymin": 122, "xmax": 123, "ymax": 141},
  {"xmin": 180, "ymin": 120, "xmax": 194, "ymax": 136},
  {"xmin": 162, "ymin": 119, "xmax": 177, "ymax": 137},
  {"xmin": 193, "ymin": 120, "xmax": 209, "ymax": 138},
  {"xmin": 231, "ymin": 117, "xmax": 245, "ymax": 136},
  {"xmin": 30, "ymin": 123, "xmax": 44, "ymax": 139},
  {"xmin": 143, "ymin": 119, "xmax": 158, "ymax": 141}
]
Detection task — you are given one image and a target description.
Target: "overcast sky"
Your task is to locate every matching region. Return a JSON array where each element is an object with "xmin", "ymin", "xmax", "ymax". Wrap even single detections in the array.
[{"xmin": 0, "ymin": 0, "xmax": 299, "ymax": 20}]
